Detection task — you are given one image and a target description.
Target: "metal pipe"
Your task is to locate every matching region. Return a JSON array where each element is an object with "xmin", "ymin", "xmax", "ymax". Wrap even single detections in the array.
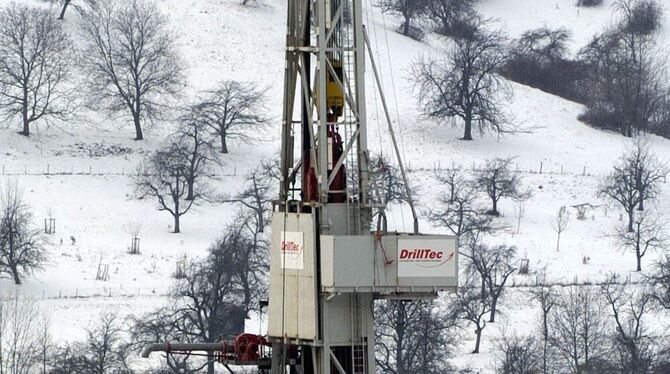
[
  {"xmin": 362, "ymin": 26, "xmax": 420, "ymax": 235},
  {"xmin": 141, "ymin": 342, "xmax": 227, "ymax": 358}
]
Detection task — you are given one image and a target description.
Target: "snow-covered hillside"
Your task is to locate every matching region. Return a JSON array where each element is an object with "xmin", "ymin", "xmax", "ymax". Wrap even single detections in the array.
[{"xmin": 1, "ymin": 0, "xmax": 669, "ymax": 372}]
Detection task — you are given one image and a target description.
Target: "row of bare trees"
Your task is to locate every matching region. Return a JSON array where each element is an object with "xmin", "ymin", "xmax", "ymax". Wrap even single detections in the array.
[
  {"xmin": 0, "ymin": 0, "xmax": 271, "ymax": 142},
  {"xmin": 0, "ymin": 0, "xmax": 181, "ymax": 140},
  {"xmin": 0, "ymin": 292, "xmax": 137, "ymax": 374},
  {"xmin": 132, "ymin": 185, "xmax": 270, "ymax": 374},
  {"xmin": 499, "ymin": 274, "xmax": 670, "ymax": 374},
  {"xmin": 131, "ymin": 82, "xmax": 268, "ymax": 233},
  {"xmin": 425, "ymin": 157, "xmax": 530, "ymax": 354}
]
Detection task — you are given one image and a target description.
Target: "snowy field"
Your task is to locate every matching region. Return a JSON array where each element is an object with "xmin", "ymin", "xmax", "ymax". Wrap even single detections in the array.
[{"xmin": 1, "ymin": 0, "xmax": 670, "ymax": 372}]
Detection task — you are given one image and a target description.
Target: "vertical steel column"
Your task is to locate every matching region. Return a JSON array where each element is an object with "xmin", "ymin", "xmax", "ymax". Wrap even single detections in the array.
[
  {"xmin": 317, "ymin": 0, "xmax": 330, "ymax": 204},
  {"xmin": 352, "ymin": 0, "xmax": 369, "ymax": 210}
]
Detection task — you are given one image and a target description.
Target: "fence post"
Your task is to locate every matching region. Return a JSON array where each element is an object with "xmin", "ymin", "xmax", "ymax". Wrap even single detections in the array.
[{"xmin": 539, "ymin": 162, "xmax": 543, "ymax": 174}]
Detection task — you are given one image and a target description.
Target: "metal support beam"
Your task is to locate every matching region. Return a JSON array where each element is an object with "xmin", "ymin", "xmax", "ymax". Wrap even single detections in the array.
[{"xmin": 363, "ymin": 26, "xmax": 419, "ymax": 234}]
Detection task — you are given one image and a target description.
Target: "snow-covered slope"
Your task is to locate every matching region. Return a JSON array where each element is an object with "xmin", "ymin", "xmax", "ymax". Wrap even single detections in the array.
[{"xmin": 1, "ymin": 0, "xmax": 669, "ymax": 371}]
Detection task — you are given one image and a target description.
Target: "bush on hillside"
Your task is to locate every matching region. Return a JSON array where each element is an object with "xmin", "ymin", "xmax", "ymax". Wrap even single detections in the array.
[
  {"xmin": 397, "ymin": 22, "xmax": 426, "ymax": 41},
  {"xmin": 424, "ymin": 0, "xmax": 479, "ymax": 39},
  {"xmin": 625, "ymin": 0, "xmax": 663, "ymax": 35},
  {"xmin": 577, "ymin": 0, "xmax": 603, "ymax": 6},
  {"xmin": 500, "ymin": 27, "xmax": 590, "ymax": 103}
]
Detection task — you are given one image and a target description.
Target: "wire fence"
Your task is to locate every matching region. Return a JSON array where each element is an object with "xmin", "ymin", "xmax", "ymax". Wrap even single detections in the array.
[
  {"xmin": 6, "ymin": 160, "xmax": 664, "ymax": 181},
  {"xmin": 0, "ymin": 164, "xmax": 242, "ymax": 178},
  {"xmin": 0, "ymin": 286, "xmax": 169, "ymax": 301},
  {"xmin": 408, "ymin": 160, "xmax": 599, "ymax": 178}
]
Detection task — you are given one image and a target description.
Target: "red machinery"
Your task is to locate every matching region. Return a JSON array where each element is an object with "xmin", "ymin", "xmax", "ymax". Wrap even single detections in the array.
[{"xmin": 219, "ymin": 333, "xmax": 271, "ymax": 364}]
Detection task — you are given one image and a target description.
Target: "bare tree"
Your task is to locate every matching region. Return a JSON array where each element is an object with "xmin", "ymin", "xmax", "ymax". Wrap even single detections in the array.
[
  {"xmin": 627, "ymin": 140, "xmax": 668, "ymax": 211},
  {"xmin": 465, "ymin": 243, "xmax": 516, "ymax": 322},
  {"xmin": 433, "ymin": 167, "xmax": 466, "ymax": 204},
  {"xmin": 50, "ymin": 313, "xmax": 133, "ymax": 374},
  {"xmin": 651, "ymin": 254, "xmax": 670, "ymax": 310},
  {"xmin": 377, "ymin": 0, "xmax": 428, "ymax": 37},
  {"xmin": 616, "ymin": 210, "xmax": 666, "ymax": 272},
  {"xmin": 473, "ymin": 157, "xmax": 530, "ymax": 216},
  {"xmin": 222, "ymin": 165, "xmax": 273, "ymax": 233},
  {"xmin": 0, "ymin": 293, "xmax": 42, "ymax": 374},
  {"xmin": 80, "ymin": 0, "xmax": 183, "ymax": 140},
  {"xmin": 413, "ymin": 26, "xmax": 511, "ymax": 140},
  {"xmin": 134, "ymin": 213, "xmax": 267, "ymax": 374},
  {"xmin": 173, "ymin": 105, "xmax": 222, "ymax": 201},
  {"xmin": 548, "ymin": 287, "xmax": 609, "ymax": 373},
  {"xmin": 497, "ymin": 334, "xmax": 542, "ymax": 374},
  {"xmin": 369, "ymin": 154, "xmax": 416, "ymax": 231},
  {"xmin": 132, "ymin": 145, "xmax": 196, "ymax": 234},
  {"xmin": 374, "ymin": 300, "xmax": 454, "ymax": 373},
  {"xmin": 0, "ymin": 182, "xmax": 46, "ymax": 285},
  {"xmin": 0, "ymin": 4, "xmax": 73, "ymax": 137},
  {"xmin": 427, "ymin": 183, "xmax": 496, "ymax": 242},
  {"xmin": 602, "ymin": 276, "xmax": 655, "ymax": 374},
  {"xmin": 450, "ymin": 285, "xmax": 491, "ymax": 354},
  {"xmin": 130, "ymin": 308, "xmax": 205, "ymax": 373},
  {"xmin": 514, "ymin": 201, "xmax": 526, "ymax": 234},
  {"xmin": 551, "ymin": 206, "xmax": 569, "ymax": 251},
  {"xmin": 529, "ymin": 271, "xmax": 558, "ymax": 374},
  {"xmin": 197, "ymin": 81, "xmax": 268, "ymax": 153},
  {"xmin": 598, "ymin": 147, "xmax": 650, "ymax": 232},
  {"xmin": 37, "ymin": 315, "xmax": 52, "ymax": 374},
  {"xmin": 82, "ymin": 314, "xmax": 133, "ymax": 374}
]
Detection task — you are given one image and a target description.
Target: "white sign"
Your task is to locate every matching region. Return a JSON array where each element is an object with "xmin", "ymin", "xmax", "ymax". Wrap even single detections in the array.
[
  {"xmin": 397, "ymin": 238, "xmax": 457, "ymax": 278},
  {"xmin": 281, "ymin": 231, "xmax": 304, "ymax": 270}
]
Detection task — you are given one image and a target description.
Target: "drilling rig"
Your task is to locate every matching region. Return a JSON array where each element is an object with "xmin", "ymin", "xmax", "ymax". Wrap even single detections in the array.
[{"xmin": 142, "ymin": 0, "xmax": 458, "ymax": 373}]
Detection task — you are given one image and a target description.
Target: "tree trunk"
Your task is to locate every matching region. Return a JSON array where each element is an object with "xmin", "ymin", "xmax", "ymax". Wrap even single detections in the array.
[
  {"xmin": 463, "ymin": 116, "xmax": 473, "ymax": 141},
  {"xmin": 491, "ymin": 198, "xmax": 498, "ymax": 216},
  {"xmin": 628, "ymin": 210, "xmax": 634, "ymax": 233},
  {"xmin": 638, "ymin": 193, "xmax": 644, "ymax": 211},
  {"xmin": 186, "ymin": 178, "xmax": 195, "ymax": 201},
  {"xmin": 173, "ymin": 214, "xmax": 180, "ymax": 233},
  {"xmin": 489, "ymin": 296, "xmax": 498, "ymax": 322},
  {"xmin": 220, "ymin": 127, "xmax": 228, "ymax": 153},
  {"xmin": 556, "ymin": 232, "xmax": 561, "ymax": 252},
  {"xmin": 11, "ymin": 264, "xmax": 21, "ymax": 285},
  {"xmin": 636, "ymin": 251, "xmax": 642, "ymax": 272},
  {"xmin": 21, "ymin": 118, "xmax": 30, "ymax": 137},
  {"xmin": 21, "ymin": 89, "xmax": 30, "ymax": 136},
  {"xmin": 473, "ymin": 327, "xmax": 482, "ymax": 354},
  {"xmin": 542, "ymin": 339, "xmax": 548, "ymax": 374},
  {"xmin": 403, "ymin": 15, "xmax": 411, "ymax": 36},
  {"xmin": 133, "ymin": 112, "xmax": 143, "ymax": 140},
  {"xmin": 59, "ymin": 0, "xmax": 70, "ymax": 20}
]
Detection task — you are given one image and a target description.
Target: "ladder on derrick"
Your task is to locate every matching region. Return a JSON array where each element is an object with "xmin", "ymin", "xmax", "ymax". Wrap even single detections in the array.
[{"xmin": 352, "ymin": 345, "xmax": 366, "ymax": 374}]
